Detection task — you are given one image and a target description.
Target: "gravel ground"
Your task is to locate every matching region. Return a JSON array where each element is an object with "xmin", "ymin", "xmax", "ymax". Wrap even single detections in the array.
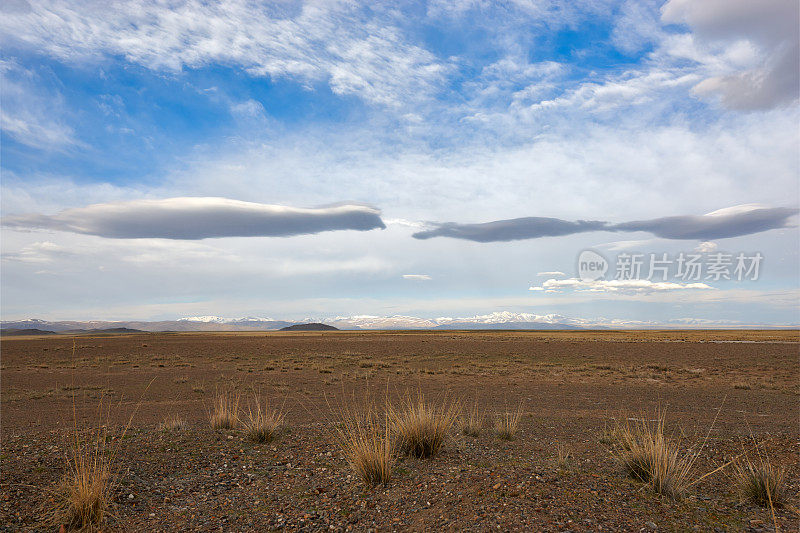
[{"xmin": 1, "ymin": 330, "xmax": 798, "ymax": 531}]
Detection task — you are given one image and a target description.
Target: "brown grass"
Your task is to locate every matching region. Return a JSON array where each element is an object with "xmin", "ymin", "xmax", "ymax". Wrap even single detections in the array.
[
  {"xmin": 734, "ymin": 454, "xmax": 785, "ymax": 508},
  {"xmin": 50, "ymin": 426, "xmax": 111, "ymax": 532},
  {"xmin": 556, "ymin": 443, "xmax": 573, "ymax": 470},
  {"xmin": 243, "ymin": 396, "xmax": 284, "ymax": 443},
  {"xmin": 209, "ymin": 389, "xmax": 240, "ymax": 430},
  {"xmin": 494, "ymin": 404, "xmax": 523, "ymax": 440},
  {"xmin": 612, "ymin": 409, "xmax": 727, "ymax": 499},
  {"xmin": 49, "ymin": 369, "xmax": 152, "ymax": 531},
  {"xmin": 460, "ymin": 399, "xmax": 484, "ymax": 437},
  {"xmin": 390, "ymin": 393, "xmax": 459, "ymax": 458},
  {"xmin": 158, "ymin": 413, "xmax": 188, "ymax": 431},
  {"xmin": 616, "ymin": 416, "xmax": 690, "ymax": 498},
  {"xmin": 332, "ymin": 402, "xmax": 392, "ymax": 486},
  {"xmin": 598, "ymin": 420, "xmax": 626, "ymax": 445}
]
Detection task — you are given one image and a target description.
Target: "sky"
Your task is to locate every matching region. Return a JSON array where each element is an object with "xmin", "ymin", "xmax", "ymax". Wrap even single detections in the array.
[{"xmin": 1, "ymin": 0, "xmax": 798, "ymax": 327}]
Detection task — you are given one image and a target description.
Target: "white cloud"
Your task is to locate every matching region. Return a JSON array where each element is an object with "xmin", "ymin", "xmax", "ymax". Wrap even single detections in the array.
[
  {"xmin": 527, "ymin": 69, "xmax": 701, "ymax": 113},
  {"xmin": 230, "ymin": 99, "xmax": 266, "ymax": 118},
  {"xmin": 537, "ymin": 271, "xmax": 565, "ymax": 277},
  {"xmin": 0, "ymin": 59, "xmax": 81, "ymax": 149},
  {"xmin": 0, "ymin": 1, "xmax": 447, "ymax": 108},
  {"xmin": 402, "ymin": 274, "xmax": 432, "ymax": 281},
  {"xmin": 598, "ymin": 239, "xmax": 655, "ymax": 251},
  {"xmin": 694, "ymin": 241, "xmax": 717, "ymax": 253},
  {"xmin": 530, "ymin": 277, "xmax": 714, "ymax": 294},
  {"xmin": 1, "ymin": 241, "xmax": 72, "ymax": 263}
]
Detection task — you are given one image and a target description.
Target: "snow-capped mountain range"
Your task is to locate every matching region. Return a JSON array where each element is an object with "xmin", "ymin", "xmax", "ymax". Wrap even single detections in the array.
[{"xmin": 179, "ymin": 316, "xmax": 276, "ymax": 323}]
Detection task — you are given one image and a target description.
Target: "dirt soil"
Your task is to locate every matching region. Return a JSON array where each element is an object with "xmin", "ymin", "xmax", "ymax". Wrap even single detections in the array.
[{"xmin": 1, "ymin": 330, "xmax": 798, "ymax": 531}]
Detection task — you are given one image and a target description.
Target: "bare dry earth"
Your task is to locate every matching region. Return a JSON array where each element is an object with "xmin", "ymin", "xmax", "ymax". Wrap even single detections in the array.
[{"xmin": 1, "ymin": 330, "xmax": 798, "ymax": 531}]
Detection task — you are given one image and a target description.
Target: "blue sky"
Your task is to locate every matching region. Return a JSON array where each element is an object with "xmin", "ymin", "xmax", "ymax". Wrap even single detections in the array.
[{"xmin": 1, "ymin": 0, "xmax": 798, "ymax": 327}]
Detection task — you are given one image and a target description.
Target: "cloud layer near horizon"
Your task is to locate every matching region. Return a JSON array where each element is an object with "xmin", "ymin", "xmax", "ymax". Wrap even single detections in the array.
[
  {"xmin": 413, "ymin": 205, "xmax": 798, "ymax": 242},
  {"xmin": 1, "ymin": 197, "xmax": 386, "ymax": 239},
  {"xmin": 5, "ymin": 201, "xmax": 797, "ymax": 243}
]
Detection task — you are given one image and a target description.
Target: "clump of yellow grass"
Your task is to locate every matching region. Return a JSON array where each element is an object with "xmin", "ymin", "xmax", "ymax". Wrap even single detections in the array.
[
  {"xmin": 494, "ymin": 404, "xmax": 523, "ymax": 440},
  {"xmin": 390, "ymin": 393, "xmax": 459, "ymax": 458},
  {"xmin": 612, "ymin": 408, "xmax": 729, "ymax": 499},
  {"xmin": 460, "ymin": 399, "xmax": 485, "ymax": 437},
  {"xmin": 243, "ymin": 395, "xmax": 284, "ymax": 443},
  {"xmin": 209, "ymin": 389, "xmax": 240, "ymax": 430},
  {"xmin": 332, "ymin": 400, "xmax": 392, "ymax": 486}
]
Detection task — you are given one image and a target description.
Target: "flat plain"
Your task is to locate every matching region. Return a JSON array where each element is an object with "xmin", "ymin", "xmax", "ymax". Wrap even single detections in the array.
[{"xmin": 1, "ymin": 330, "xmax": 798, "ymax": 531}]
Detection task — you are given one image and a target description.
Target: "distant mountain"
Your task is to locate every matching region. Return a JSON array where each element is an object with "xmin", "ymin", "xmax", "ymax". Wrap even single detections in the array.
[
  {"xmin": 62, "ymin": 327, "xmax": 146, "ymax": 334},
  {"xmin": 433, "ymin": 321, "xmax": 584, "ymax": 330},
  {"xmin": 280, "ymin": 323, "xmax": 339, "ymax": 331},
  {"xmin": 1, "ymin": 326, "xmax": 146, "ymax": 336},
  {"xmin": 178, "ymin": 316, "xmax": 277, "ymax": 325},
  {"xmin": 0, "ymin": 316, "xmax": 583, "ymax": 332},
  {"xmin": 1, "ymin": 318, "xmax": 293, "ymax": 332},
  {"xmin": 3, "ymin": 314, "xmax": 787, "ymax": 332},
  {"xmin": 1, "ymin": 328, "xmax": 57, "ymax": 336},
  {"xmin": 328, "ymin": 312, "xmax": 589, "ymax": 330}
]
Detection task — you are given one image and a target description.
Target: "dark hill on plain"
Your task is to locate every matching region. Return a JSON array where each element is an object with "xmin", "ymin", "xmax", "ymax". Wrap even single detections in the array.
[
  {"xmin": 280, "ymin": 323, "xmax": 339, "ymax": 331},
  {"xmin": 61, "ymin": 327, "xmax": 146, "ymax": 335},
  {"xmin": 0, "ymin": 328, "xmax": 57, "ymax": 336}
]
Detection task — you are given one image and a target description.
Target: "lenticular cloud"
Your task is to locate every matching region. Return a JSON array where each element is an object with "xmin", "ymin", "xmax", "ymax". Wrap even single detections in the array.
[
  {"xmin": 412, "ymin": 205, "xmax": 798, "ymax": 242},
  {"xmin": 1, "ymin": 197, "xmax": 386, "ymax": 239}
]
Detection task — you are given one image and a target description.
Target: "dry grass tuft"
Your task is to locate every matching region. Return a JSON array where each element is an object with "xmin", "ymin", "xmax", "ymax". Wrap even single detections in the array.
[
  {"xmin": 556, "ymin": 443, "xmax": 573, "ymax": 470},
  {"xmin": 333, "ymin": 402, "xmax": 392, "ymax": 486},
  {"xmin": 51, "ymin": 428, "xmax": 111, "ymax": 532},
  {"xmin": 209, "ymin": 389, "xmax": 240, "ymax": 430},
  {"xmin": 50, "ymin": 370, "xmax": 151, "ymax": 531},
  {"xmin": 613, "ymin": 412, "xmax": 710, "ymax": 499},
  {"xmin": 494, "ymin": 404, "xmax": 523, "ymax": 440},
  {"xmin": 390, "ymin": 393, "xmax": 459, "ymax": 458},
  {"xmin": 243, "ymin": 396, "xmax": 284, "ymax": 443},
  {"xmin": 158, "ymin": 413, "xmax": 188, "ymax": 431},
  {"xmin": 460, "ymin": 399, "xmax": 484, "ymax": 437},
  {"xmin": 598, "ymin": 421, "xmax": 626, "ymax": 445},
  {"xmin": 734, "ymin": 455, "xmax": 785, "ymax": 508}
]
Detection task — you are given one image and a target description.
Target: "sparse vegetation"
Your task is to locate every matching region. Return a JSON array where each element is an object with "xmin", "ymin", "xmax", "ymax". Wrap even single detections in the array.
[
  {"xmin": 50, "ymin": 377, "xmax": 150, "ymax": 531},
  {"xmin": 460, "ymin": 399, "xmax": 484, "ymax": 437},
  {"xmin": 598, "ymin": 421, "xmax": 626, "ymax": 445},
  {"xmin": 556, "ymin": 443, "xmax": 573, "ymax": 470},
  {"xmin": 50, "ymin": 427, "xmax": 112, "ymax": 531},
  {"xmin": 612, "ymin": 411, "xmax": 718, "ymax": 499},
  {"xmin": 494, "ymin": 405, "xmax": 523, "ymax": 440},
  {"xmin": 5, "ymin": 330, "xmax": 795, "ymax": 530},
  {"xmin": 734, "ymin": 454, "xmax": 785, "ymax": 507},
  {"xmin": 243, "ymin": 396, "xmax": 284, "ymax": 443},
  {"xmin": 158, "ymin": 413, "xmax": 188, "ymax": 431},
  {"xmin": 209, "ymin": 389, "xmax": 240, "ymax": 430},
  {"xmin": 390, "ymin": 393, "xmax": 459, "ymax": 458},
  {"xmin": 333, "ymin": 402, "xmax": 392, "ymax": 486}
]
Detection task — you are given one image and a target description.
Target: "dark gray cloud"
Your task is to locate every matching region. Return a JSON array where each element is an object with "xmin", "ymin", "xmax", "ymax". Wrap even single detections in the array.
[
  {"xmin": 610, "ymin": 206, "xmax": 799, "ymax": 239},
  {"xmin": 412, "ymin": 206, "xmax": 798, "ymax": 242},
  {"xmin": 2, "ymin": 197, "xmax": 386, "ymax": 239},
  {"xmin": 412, "ymin": 217, "xmax": 607, "ymax": 242},
  {"xmin": 662, "ymin": 0, "xmax": 799, "ymax": 110}
]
